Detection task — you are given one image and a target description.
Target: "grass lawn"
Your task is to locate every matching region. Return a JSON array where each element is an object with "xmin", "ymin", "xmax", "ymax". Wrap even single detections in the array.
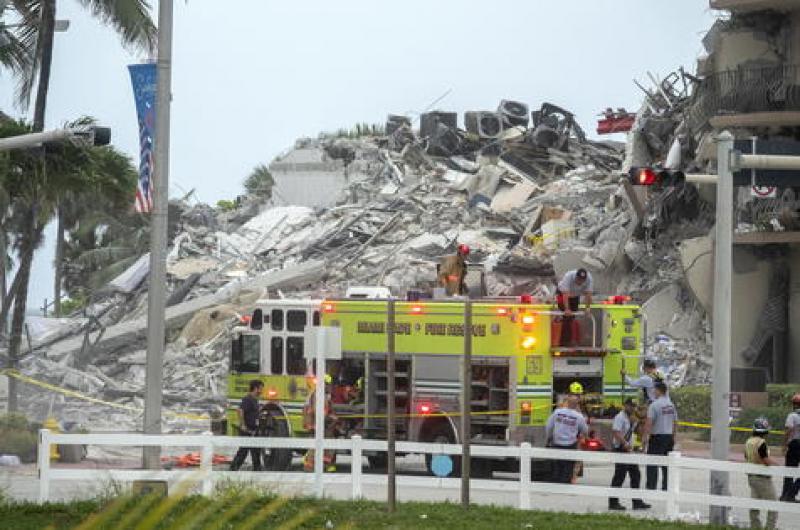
[{"xmin": 0, "ymin": 492, "xmax": 732, "ymax": 530}]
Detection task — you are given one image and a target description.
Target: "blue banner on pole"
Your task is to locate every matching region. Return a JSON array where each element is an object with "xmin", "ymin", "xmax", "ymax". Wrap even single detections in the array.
[{"xmin": 128, "ymin": 63, "xmax": 157, "ymax": 213}]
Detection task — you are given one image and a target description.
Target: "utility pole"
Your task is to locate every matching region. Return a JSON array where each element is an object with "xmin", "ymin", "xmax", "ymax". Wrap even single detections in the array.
[
  {"xmin": 143, "ymin": 0, "xmax": 173, "ymax": 470},
  {"xmin": 461, "ymin": 299, "xmax": 472, "ymax": 507},
  {"xmin": 710, "ymin": 131, "xmax": 733, "ymax": 525},
  {"xmin": 387, "ymin": 299, "xmax": 397, "ymax": 512}
]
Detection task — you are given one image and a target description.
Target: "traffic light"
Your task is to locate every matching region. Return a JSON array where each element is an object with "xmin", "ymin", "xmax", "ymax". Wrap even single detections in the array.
[{"xmin": 627, "ymin": 167, "xmax": 685, "ymax": 187}]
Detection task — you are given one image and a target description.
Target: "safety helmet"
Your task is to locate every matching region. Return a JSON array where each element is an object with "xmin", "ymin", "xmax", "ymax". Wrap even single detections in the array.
[
  {"xmin": 753, "ymin": 417, "xmax": 770, "ymax": 434},
  {"xmin": 568, "ymin": 381, "xmax": 584, "ymax": 395},
  {"xmin": 324, "ymin": 374, "xmax": 333, "ymax": 385},
  {"xmin": 457, "ymin": 243, "xmax": 470, "ymax": 256},
  {"xmin": 793, "ymin": 393, "xmax": 800, "ymax": 407}
]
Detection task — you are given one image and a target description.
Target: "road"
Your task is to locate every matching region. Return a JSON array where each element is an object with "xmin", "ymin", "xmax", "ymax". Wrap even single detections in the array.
[{"xmin": 2, "ymin": 446, "xmax": 798, "ymax": 529}]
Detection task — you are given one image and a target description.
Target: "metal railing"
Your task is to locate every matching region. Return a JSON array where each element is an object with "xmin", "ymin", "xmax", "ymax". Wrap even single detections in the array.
[
  {"xmin": 687, "ymin": 64, "xmax": 800, "ymax": 129},
  {"xmin": 36, "ymin": 430, "xmax": 800, "ymax": 521}
]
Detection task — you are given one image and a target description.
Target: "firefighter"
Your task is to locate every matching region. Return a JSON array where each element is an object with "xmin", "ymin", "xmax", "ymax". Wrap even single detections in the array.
[
  {"xmin": 780, "ymin": 393, "xmax": 800, "ymax": 502},
  {"xmin": 230, "ymin": 380, "xmax": 264, "ymax": 472},
  {"xmin": 608, "ymin": 399, "xmax": 650, "ymax": 511},
  {"xmin": 437, "ymin": 244, "xmax": 469, "ymax": 296},
  {"xmin": 643, "ymin": 382, "xmax": 677, "ymax": 491},
  {"xmin": 545, "ymin": 394, "xmax": 588, "ymax": 483},
  {"xmin": 746, "ymin": 418, "xmax": 778, "ymax": 529},
  {"xmin": 555, "ymin": 268, "xmax": 593, "ymax": 347},
  {"xmin": 621, "ymin": 358, "xmax": 663, "ymax": 404},
  {"xmin": 303, "ymin": 374, "xmax": 339, "ymax": 472}
]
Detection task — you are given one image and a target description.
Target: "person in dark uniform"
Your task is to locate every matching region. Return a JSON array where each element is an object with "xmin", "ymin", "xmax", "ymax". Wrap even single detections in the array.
[{"xmin": 230, "ymin": 380, "xmax": 264, "ymax": 471}]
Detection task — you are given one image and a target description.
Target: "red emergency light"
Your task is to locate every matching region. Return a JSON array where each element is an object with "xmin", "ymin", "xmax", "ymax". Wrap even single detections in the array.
[
  {"xmin": 409, "ymin": 304, "xmax": 424, "ymax": 315},
  {"xmin": 417, "ymin": 402, "xmax": 433, "ymax": 414},
  {"xmin": 322, "ymin": 302, "xmax": 336, "ymax": 313},
  {"xmin": 496, "ymin": 307, "xmax": 510, "ymax": 316},
  {"xmin": 519, "ymin": 294, "xmax": 533, "ymax": 304},
  {"xmin": 635, "ymin": 168, "xmax": 657, "ymax": 186},
  {"xmin": 266, "ymin": 388, "xmax": 278, "ymax": 399},
  {"xmin": 520, "ymin": 401, "xmax": 532, "ymax": 412},
  {"xmin": 521, "ymin": 314, "xmax": 535, "ymax": 325}
]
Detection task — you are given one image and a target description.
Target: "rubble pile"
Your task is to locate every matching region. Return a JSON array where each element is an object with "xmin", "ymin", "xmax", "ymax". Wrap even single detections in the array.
[{"xmin": 10, "ymin": 96, "xmax": 720, "ymax": 432}]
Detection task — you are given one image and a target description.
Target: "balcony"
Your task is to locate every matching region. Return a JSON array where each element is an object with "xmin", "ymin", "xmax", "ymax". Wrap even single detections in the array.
[{"xmin": 686, "ymin": 64, "xmax": 800, "ymax": 130}]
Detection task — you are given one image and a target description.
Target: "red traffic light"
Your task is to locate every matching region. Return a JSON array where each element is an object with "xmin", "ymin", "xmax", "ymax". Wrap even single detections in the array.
[{"xmin": 627, "ymin": 167, "xmax": 685, "ymax": 187}]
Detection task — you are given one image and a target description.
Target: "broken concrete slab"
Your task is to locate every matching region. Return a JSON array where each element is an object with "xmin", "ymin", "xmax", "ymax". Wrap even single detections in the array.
[{"xmin": 679, "ymin": 235, "xmax": 713, "ymax": 314}]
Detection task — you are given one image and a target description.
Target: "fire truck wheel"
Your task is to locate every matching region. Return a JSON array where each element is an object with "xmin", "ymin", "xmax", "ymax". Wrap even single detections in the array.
[
  {"xmin": 367, "ymin": 454, "xmax": 388, "ymax": 470},
  {"xmin": 258, "ymin": 410, "xmax": 292, "ymax": 471},
  {"xmin": 424, "ymin": 423, "xmax": 461, "ymax": 477}
]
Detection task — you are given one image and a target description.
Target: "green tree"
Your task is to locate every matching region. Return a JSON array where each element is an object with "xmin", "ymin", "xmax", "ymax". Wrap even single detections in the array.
[
  {"xmin": 244, "ymin": 163, "xmax": 275, "ymax": 200},
  {"xmin": 2, "ymin": 1, "xmax": 155, "ymax": 315}
]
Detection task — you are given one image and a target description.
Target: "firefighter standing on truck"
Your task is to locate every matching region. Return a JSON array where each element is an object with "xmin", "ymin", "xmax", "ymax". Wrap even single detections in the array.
[
  {"xmin": 781, "ymin": 393, "xmax": 800, "ymax": 502},
  {"xmin": 745, "ymin": 418, "xmax": 778, "ymax": 529},
  {"xmin": 555, "ymin": 268, "xmax": 593, "ymax": 347},
  {"xmin": 303, "ymin": 374, "xmax": 339, "ymax": 472},
  {"xmin": 438, "ymin": 244, "xmax": 469, "ymax": 296},
  {"xmin": 545, "ymin": 394, "xmax": 588, "ymax": 483}
]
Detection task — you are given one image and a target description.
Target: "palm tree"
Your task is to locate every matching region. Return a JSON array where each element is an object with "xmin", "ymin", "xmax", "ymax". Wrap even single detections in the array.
[
  {"xmin": 244, "ymin": 163, "xmax": 275, "ymax": 200},
  {"xmin": 3, "ymin": 1, "xmax": 155, "ymax": 314},
  {"xmin": 6, "ymin": 0, "xmax": 156, "ymax": 129}
]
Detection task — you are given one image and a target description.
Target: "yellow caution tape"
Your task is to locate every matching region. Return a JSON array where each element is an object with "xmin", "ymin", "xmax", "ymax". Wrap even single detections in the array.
[
  {"xmin": 527, "ymin": 226, "xmax": 577, "ymax": 247},
  {"xmin": 0, "ymin": 369, "xmax": 210, "ymax": 422},
  {"xmin": 678, "ymin": 420, "xmax": 784, "ymax": 436}
]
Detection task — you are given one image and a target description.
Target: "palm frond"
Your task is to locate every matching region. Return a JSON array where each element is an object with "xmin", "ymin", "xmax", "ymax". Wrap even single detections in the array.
[{"xmin": 77, "ymin": 0, "xmax": 156, "ymax": 54}]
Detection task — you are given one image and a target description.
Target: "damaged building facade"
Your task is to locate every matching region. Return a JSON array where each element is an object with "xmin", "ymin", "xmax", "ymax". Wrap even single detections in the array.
[{"xmin": 4, "ymin": 0, "xmax": 800, "ymax": 429}]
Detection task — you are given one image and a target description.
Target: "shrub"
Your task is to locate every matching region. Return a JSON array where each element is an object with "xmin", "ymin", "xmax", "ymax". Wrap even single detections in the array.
[
  {"xmin": 732, "ymin": 405, "xmax": 792, "ymax": 444},
  {"xmin": 0, "ymin": 412, "xmax": 29, "ymax": 431},
  {"xmin": 0, "ymin": 430, "xmax": 37, "ymax": 463},
  {"xmin": 670, "ymin": 385, "xmax": 711, "ymax": 426},
  {"xmin": 216, "ymin": 199, "xmax": 236, "ymax": 212},
  {"xmin": 767, "ymin": 384, "xmax": 799, "ymax": 408}
]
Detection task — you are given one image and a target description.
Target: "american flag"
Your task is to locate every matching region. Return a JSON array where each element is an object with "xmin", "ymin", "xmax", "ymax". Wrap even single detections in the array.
[
  {"xmin": 135, "ymin": 114, "xmax": 154, "ymax": 213},
  {"xmin": 129, "ymin": 63, "xmax": 157, "ymax": 214}
]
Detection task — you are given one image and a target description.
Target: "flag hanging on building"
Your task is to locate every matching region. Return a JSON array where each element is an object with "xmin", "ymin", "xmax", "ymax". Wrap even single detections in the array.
[{"xmin": 128, "ymin": 63, "xmax": 157, "ymax": 214}]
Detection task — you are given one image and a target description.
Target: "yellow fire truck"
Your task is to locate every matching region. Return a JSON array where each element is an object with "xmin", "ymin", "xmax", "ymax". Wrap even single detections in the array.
[{"xmin": 227, "ymin": 294, "xmax": 644, "ymax": 475}]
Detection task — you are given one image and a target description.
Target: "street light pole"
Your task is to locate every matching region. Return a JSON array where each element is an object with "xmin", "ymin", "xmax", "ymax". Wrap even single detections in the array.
[
  {"xmin": 143, "ymin": 0, "xmax": 173, "ymax": 470},
  {"xmin": 710, "ymin": 131, "xmax": 733, "ymax": 524}
]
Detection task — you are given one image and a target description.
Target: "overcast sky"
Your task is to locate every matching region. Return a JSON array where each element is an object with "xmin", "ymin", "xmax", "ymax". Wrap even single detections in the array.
[{"xmin": 1, "ymin": 0, "xmax": 718, "ymax": 310}]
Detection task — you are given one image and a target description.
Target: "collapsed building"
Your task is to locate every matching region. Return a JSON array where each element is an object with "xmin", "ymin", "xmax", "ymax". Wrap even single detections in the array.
[{"xmin": 3, "ymin": 0, "xmax": 800, "ymax": 431}]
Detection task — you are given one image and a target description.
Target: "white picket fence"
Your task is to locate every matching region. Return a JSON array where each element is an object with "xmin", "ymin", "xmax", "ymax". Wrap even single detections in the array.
[{"xmin": 38, "ymin": 429, "xmax": 800, "ymax": 521}]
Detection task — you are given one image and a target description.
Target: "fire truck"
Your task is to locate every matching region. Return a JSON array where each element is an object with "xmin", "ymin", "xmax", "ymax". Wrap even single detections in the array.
[{"xmin": 227, "ymin": 292, "xmax": 644, "ymax": 476}]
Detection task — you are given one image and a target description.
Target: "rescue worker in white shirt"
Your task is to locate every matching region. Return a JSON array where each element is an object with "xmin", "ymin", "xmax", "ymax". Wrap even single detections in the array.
[
  {"xmin": 780, "ymin": 393, "xmax": 800, "ymax": 502},
  {"xmin": 643, "ymin": 381, "xmax": 677, "ymax": 491},
  {"xmin": 302, "ymin": 374, "xmax": 339, "ymax": 472},
  {"xmin": 545, "ymin": 394, "xmax": 588, "ymax": 483},
  {"xmin": 746, "ymin": 417, "xmax": 778, "ymax": 529},
  {"xmin": 608, "ymin": 399, "xmax": 651, "ymax": 511},
  {"xmin": 555, "ymin": 268, "xmax": 593, "ymax": 347},
  {"xmin": 620, "ymin": 358, "xmax": 663, "ymax": 404}
]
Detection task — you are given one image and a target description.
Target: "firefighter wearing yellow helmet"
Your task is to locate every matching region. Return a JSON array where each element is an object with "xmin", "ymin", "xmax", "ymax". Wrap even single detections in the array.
[{"xmin": 569, "ymin": 381, "xmax": 584, "ymax": 395}]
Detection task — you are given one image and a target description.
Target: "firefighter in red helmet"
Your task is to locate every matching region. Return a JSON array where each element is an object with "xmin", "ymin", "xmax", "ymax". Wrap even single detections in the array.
[{"xmin": 438, "ymin": 244, "xmax": 470, "ymax": 296}]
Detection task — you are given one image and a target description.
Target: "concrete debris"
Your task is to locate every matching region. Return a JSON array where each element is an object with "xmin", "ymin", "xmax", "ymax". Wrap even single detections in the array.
[{"xmin": 11, "ymin": 90, "xmax": 735, "ymax": 430}]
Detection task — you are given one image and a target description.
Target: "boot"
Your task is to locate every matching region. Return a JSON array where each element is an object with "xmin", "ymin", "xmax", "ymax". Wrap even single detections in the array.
[
  {"xmin": 608, "ymin": 499, "xmax": 626, "ymax": 511},
  {"xmin": 633, "ymin": 500, "xmax": 651, "ymax": 510}
]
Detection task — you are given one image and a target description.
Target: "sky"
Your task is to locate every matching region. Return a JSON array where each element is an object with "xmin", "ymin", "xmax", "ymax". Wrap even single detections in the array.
[{"xmin": 0, "ymin": 0, "xmax": 718, "ymax": 311}]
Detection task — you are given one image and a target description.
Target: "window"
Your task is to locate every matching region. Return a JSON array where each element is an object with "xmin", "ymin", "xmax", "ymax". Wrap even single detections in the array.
[
  {"xmin": 312, "ymin": 311, "xmax": 320, "ymax": 326},
  {"xmin": 231, "ymin": 335, "xmax": 260, "ymax": 373},
  {"xmin": 270, "ymin": 337, "xmax": 284, "ymax": 375},
  {"xmin": 250, "ymin": 309, "xmax": 263, "ymax": 330},
  {"xmin": 287, "ymin": 337, "xmax": 306, "ymax": 375},
  {"xmin": 271, "ymin": 309, "xmax": 284, "ymax": 331},
  {"xmin": 287, "ymin": 310, "xmax": 307, "ymax": 332}
]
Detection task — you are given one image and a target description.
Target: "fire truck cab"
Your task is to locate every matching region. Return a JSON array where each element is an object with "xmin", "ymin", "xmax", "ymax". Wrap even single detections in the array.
[{"xmin": 228, "ymin": 294, "xmax": 644, "ymax": 475}]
